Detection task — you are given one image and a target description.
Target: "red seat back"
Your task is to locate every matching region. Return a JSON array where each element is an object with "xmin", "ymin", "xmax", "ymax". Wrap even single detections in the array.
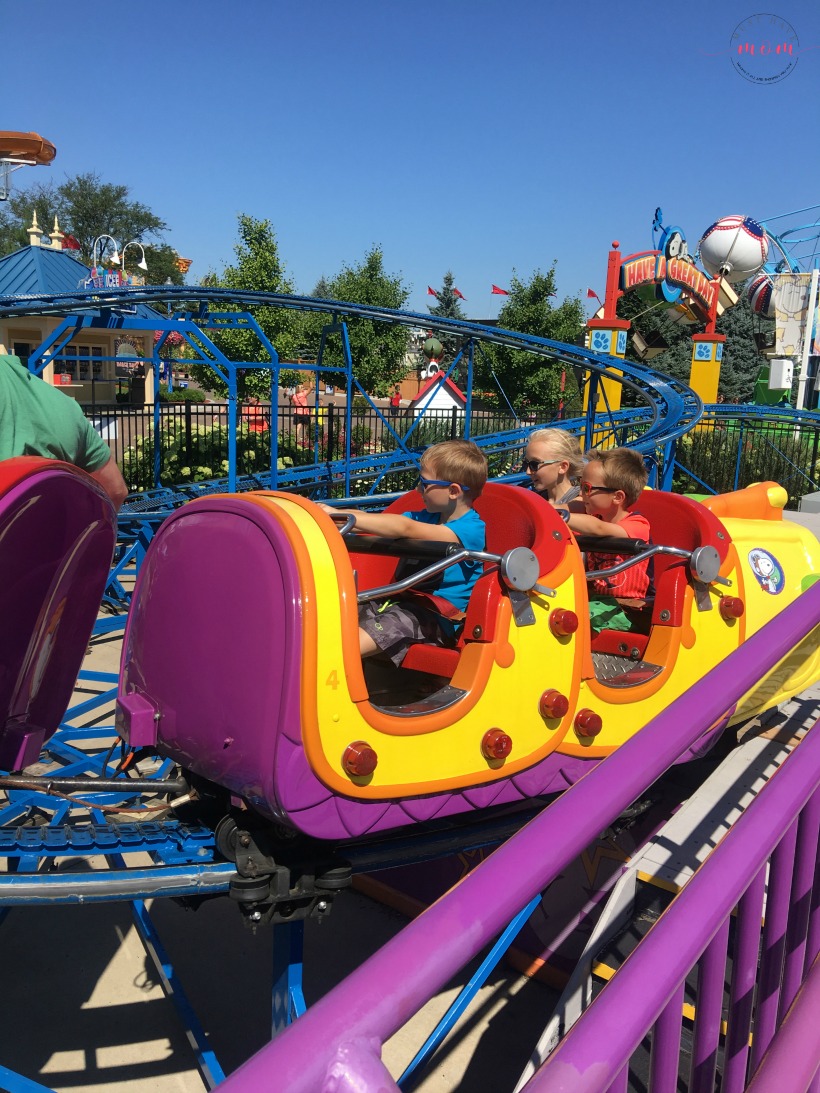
[
  {"xmin": 637, "ymin": 490, "xmax": 729, "ymax": 558},
  {"xmin": 394, "ymin": 484, "xmax": 569, "ymax": 676},
  {"xmin": 385, "ymin": 481, "xmax": 563, "ymax": 559},
  {"xmin": 638, "ymin": 490, "xmax": 729, "ymax": 628}
]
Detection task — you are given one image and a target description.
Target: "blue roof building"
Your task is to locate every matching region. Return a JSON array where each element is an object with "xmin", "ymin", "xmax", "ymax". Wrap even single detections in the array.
[
  {"xmin": 0, "ymin": 237, "xmax": 92, "ymax": 297},
  {"xmin": 0, "ymin": 213, "xmax": 162, "ymax": 403}
]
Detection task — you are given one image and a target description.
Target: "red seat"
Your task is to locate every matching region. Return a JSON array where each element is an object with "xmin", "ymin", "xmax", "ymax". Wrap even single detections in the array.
[
  {"xmin": 638, "ymin": 490, "xmax": 729, "ymax": 628},
  {"xmin": 393, "ymin": 483, "xmax": 568, "ymax": 677},
  {"xmin": 590, "ymin": 490, "xmax": 731, "ymax": 655}
]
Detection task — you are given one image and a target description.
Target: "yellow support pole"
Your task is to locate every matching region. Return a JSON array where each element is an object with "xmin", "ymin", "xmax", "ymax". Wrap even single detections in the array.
[
  {"xmin": 688, "ymin": 333, "xmax": 726, "ymax": 405},
  {"xmin": 585, "ymin": 319, "xmax": 629, "ymax": 446}
]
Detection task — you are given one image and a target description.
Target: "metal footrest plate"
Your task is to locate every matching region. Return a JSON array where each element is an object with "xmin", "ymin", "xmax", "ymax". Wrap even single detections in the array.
[{"xmin": 591, "ymin": 652, "xmax": 664, "ymax": 687}]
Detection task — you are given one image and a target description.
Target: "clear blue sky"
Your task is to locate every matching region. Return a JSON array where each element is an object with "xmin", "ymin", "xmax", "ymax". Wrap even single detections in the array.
[{"xmin": 4, "ymin": 0, "xmax": 819, "ymax": 317}]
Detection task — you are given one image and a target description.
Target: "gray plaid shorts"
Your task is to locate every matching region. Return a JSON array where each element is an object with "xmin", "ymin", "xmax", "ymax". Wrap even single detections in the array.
[{"xmin": 359, "ymin": 599, "xmax": 446, "ymax": 667}]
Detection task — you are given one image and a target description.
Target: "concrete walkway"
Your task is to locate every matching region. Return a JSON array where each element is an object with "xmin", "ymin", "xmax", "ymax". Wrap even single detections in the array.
[{"xmin": 0, "ymin": 628, "xmax": 555, "ymax": 1092}]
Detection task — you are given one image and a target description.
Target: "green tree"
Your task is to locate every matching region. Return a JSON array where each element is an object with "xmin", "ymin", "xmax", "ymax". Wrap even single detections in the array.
[
  {"xmin": 619, "ymin": 284, "xmax": 768, "ymax": 403},
  {"xmin": 303, "ymin": 246, "xmax": 411, "ymax": 396},
  {"xmin": 428, "ymin": 271, "xmax": 467, "ymax": 322},
  {"xmin": 0, "ymin": 204, "xmax": 26, "ymax": 255},
  {"xmin": 136, "ymin": 243, "xmax": 186, "ymax": 287},
  {"xmin": 714, "ymin": 292, "xmax": 771, "ymax": 403},
  {"xmin": 0, "ymin": 178, "xmax": 60, "ymax": 254},
  {"xmin": 477, "ymin": 265, "xmax": 585, "ymax": 413},
  {"xmin": 617, "ymin": 288, "xmax": 689, "ymax": 368},
  {"xmin": 57, "ymin": 172, "xmax": 166, "ymax": 261},
  {"xmin": 189, "ymin": 214, "xmax": 301, "ymax": 399},
  {"xmin": 428, "ymin": 270, "xmax": 467, "ymax": 362},
  {"xmin": 3, "ymin": 173, "xmax": 167, "ymax": 262},
  {"xmin": 613, "ymin": 289, "xmax": 694, "ymax": 408}
]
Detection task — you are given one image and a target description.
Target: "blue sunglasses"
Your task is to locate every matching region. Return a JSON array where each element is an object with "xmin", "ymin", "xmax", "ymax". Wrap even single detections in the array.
[{"xmin": 416, "ymin": 476, "xmax": 471, "ymax": 491}]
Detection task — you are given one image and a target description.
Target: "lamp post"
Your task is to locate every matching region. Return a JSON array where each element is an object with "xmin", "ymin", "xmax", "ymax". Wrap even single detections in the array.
[
  {"xmin": 90, "ymin": 235, "xmax": 120, "ymax": 269},
  {"xmin": 120, "ymin": 241, "xmax": 148, "ymax": 276}
]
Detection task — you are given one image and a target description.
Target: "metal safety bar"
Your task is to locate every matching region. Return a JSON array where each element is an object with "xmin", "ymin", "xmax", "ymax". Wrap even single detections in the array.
[
  {"xmin": 355, "ymin": 546, "xmax": 556, "ymax": 604},
  {"xmin": 581, "ymin": 541, "xmax": 732, "ymax": 588}
]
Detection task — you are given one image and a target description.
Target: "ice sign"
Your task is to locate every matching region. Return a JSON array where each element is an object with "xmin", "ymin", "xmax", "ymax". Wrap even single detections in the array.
[{"xmin": 84, "ymin": 266, "xmax": 124, "ymax": 290}]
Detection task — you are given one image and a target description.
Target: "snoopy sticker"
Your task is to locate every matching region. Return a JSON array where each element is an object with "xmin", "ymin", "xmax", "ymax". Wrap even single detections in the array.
[{"xmin": 748, "ymin": 548, "xmax": 784, "ymax": 595}]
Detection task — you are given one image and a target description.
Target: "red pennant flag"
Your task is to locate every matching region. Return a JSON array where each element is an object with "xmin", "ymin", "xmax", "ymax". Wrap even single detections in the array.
[
  {"xmin": 427, "ymin": 286, "xmax": 438, "ymax": 297},
  {"xmin": 62, "ymin": 234, "xmax": 81, "ymax": 251},
  {"xmin": 453, "ymin": 288, "xmax": 466, "ymax": 300},
  {"xmin": 491, "ymin": 284, "xmax": 509, "ymax": 295},
  {"xmin": 586, "ymin": 288, "xmax": 599, "ymax": 299}
]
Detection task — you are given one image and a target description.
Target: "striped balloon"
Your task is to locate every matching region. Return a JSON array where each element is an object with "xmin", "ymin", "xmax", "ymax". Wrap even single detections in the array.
[
  {"xmin": 698, "ymin": 215, "xmax": 769, "ymax": 283},
  {"xmin": 747, "ymin": 272, "xmax": 776, "ymax": 318}
]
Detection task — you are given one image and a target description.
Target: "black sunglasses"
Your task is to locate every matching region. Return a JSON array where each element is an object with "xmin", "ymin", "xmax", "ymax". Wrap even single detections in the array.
[
  {"xmin": 580, "ymin": 482, "xmax": 618, "ymax": 495},
  {"xmin": 521, "ymin": 459, "xmax": 560, "ymax": 473}
]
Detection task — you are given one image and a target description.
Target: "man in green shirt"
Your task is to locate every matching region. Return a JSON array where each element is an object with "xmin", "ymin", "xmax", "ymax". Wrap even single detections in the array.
[{"xmin": 0, "ymin": 354, "xmax": 128, "ymax": 510}]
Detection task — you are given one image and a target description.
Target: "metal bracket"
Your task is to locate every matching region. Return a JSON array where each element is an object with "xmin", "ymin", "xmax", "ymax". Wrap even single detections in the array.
[
  {"xmin": 221, "ymin": 822, "xmax": 353, "ymax": 925},
  {"xmin": 693, "ymin": 581, "xmax": 713, "ymax": 612},
  {"xmin": 508, "ymin": 588, "xmax": 536, "ymax": 627}
]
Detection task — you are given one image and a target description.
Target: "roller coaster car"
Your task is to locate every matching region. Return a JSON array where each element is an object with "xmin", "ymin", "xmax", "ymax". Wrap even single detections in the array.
[
  {"xmin": 0, "ymin": 458, "xmax": 117, "ymax": 772},
  {"xmin": 117, "ymin": 481, "xmax": 820, "ymax": 843}
]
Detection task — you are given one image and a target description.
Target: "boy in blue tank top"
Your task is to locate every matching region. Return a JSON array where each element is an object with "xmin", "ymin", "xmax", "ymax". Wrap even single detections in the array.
[{"xmin": 321, "ymin": 439, "xmax": 487, "ymax": 666}]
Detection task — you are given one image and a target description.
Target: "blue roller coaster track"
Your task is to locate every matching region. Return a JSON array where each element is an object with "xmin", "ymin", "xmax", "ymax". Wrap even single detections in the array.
[
  {"xmin": 2, "ymin": 285, "xmax": 819, "ymax": 517},
  {"xmin": 0, "ymin": 285, "xmax": 700, "ymax": 478}
]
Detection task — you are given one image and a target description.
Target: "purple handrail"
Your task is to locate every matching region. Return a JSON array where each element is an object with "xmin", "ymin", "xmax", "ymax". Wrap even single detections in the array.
[
  {"xmin": 690, "ymin": 919, "xmax": 731, "ymax": 1092},
  {"xmin": 219, "ymin": 581, "xmax": 820, "ymax": 1093},
  {"xmin": 723, "ymin": 867, "xmax": 767, "ymax": 1092},
  {"xmin": 750, "ymin": 820, "xmax": 799, "ymax": 1071},
  {"xmin": 746, "ymin": 952, "xmax": 820, "ymax": 1092},
  {"xmin": 526, "ymin": 731, "xmax": 820, "ymax": 1091},
  {"xmin": 779, "ymin": 790, "xmax": 820, "ymax": 1017}
]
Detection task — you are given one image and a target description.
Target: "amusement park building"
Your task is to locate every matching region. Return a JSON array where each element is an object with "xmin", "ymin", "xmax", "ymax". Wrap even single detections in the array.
[
  {"xmin": 0, "ymin": 214, "xmax": 162, "ymax": 404},
  {"xmin": 410, "ymin": 370, "xmax": 467, "ymax": 415}
]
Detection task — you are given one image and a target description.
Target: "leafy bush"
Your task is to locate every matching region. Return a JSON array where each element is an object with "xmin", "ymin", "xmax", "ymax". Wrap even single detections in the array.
[
  {"xmin": 402, "ymin": 414, "xmax": 460, "ymax": 448},
  {"xmin": 159, "ymin": 385, "xmax": 207, "ymax": 403},
  {"xmin": 122, "ymin": 420, "xmax": 293, "ymax": 490},
  {"xmin": 350, "ymin": 422, "xmax": 373, "ymax": 455},
  {"xmin": 672, "ymin": 421, "xmax": 820, "ymax": 507}
]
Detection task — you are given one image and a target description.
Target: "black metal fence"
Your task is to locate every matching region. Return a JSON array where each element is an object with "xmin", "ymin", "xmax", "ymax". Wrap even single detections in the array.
[
  {"xmin": 81, "ymin": 402, "xmax": 220, "ymax": 477},
  {"xmin": 82, "ymin": 402, "xmax": 523, "ymax": 492},
  {"xmin": 672, "ymin": 414, "xmax": 820, "ymax": 507},
  {"xmin": 86, "ymin": 402, "xmax": 820, "ymax": 505}
]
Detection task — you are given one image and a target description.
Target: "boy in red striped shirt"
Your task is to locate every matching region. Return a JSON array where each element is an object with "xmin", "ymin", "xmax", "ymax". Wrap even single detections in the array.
[{"xmin": 560, "ymin": 448, "xmax": 650, "ymax": 634}]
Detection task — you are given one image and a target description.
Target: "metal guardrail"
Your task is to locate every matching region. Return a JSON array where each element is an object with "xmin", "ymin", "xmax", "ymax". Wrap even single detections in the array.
[
  {"xmin": 215, "ymin": 582, "xmax": 820, "ymax": 1092},
  {"xmin": 530, "ymin": 726, "xmax": 820, "ymax": 1092},
  {"xmin": 673, "ymin": 405, "xmax": 820, "ymax": 506},
  {"xmin": 87, "ymin": 401, "xmax": 526, "ymax": 493},
  {"xmin": 745, "ymin": 952, "xmax": 820, "ymax": 1093},
  {"xmin": 11, "ymin": 286, "xmax": 820, "ymax": 502},
  {"xmin": 109, "ymin": 406, "xmax": 658, "ymax": 505},
  {"xmin": 106, "ymin": 401, "xmax": 820, "ymax": 509}
]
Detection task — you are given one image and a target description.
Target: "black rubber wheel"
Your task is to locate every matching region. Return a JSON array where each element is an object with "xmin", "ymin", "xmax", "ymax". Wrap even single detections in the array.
[{"xmin": 215, "ymin": 815, "xmax": 240, "ymax": 862}]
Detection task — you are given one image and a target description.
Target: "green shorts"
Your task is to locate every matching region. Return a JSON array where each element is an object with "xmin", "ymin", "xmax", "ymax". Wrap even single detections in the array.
[{"xmin": 588, "ymin": 597, "xmax": 636, "ymax": 635}]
